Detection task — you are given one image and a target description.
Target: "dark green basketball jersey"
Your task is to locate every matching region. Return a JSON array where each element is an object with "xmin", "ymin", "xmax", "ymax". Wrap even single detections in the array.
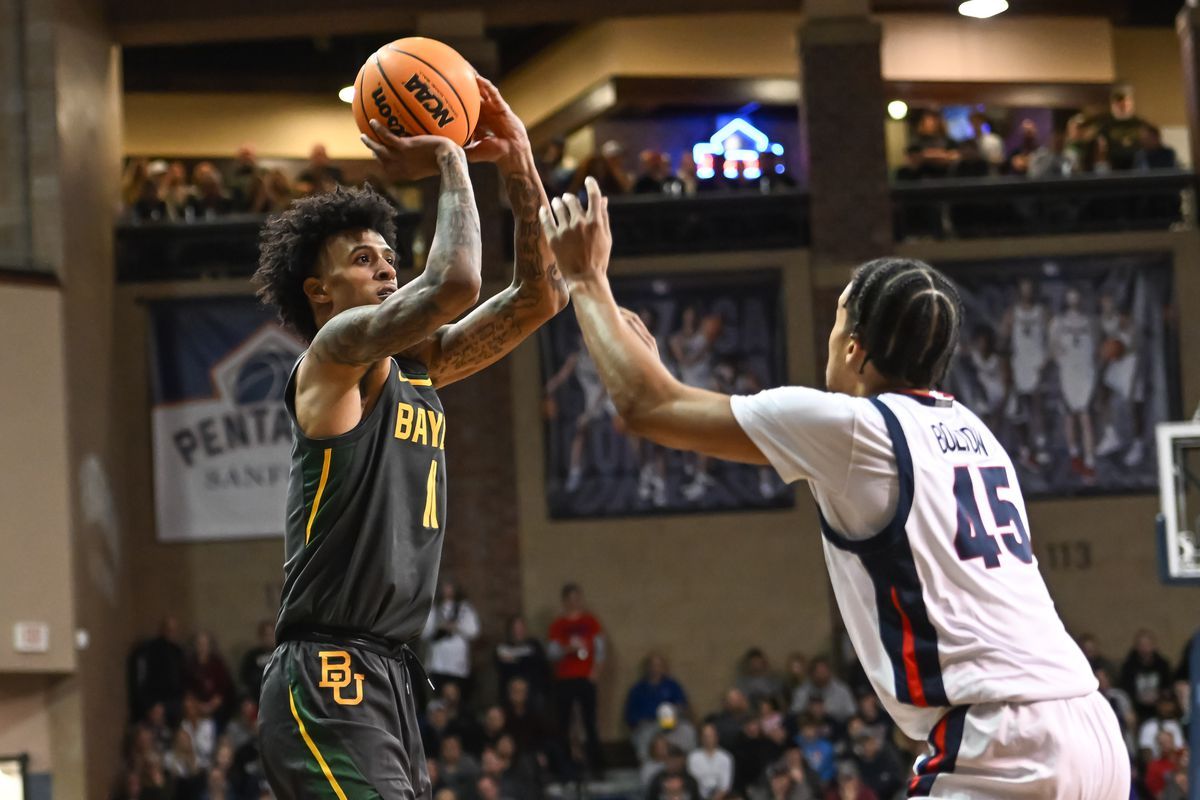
[{"xmin": 275, "ymin": 356, "xmax": 447, "ymax": 644}]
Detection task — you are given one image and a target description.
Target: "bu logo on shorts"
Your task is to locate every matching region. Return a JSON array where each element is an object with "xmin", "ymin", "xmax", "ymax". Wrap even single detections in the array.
[{"xmin": 318, "ymin": 651, "xmax": 365, "ymax": 706}]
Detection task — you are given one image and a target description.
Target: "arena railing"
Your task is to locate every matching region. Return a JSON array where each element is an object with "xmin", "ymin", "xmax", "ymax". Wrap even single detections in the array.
[
  {"xmin": 114, "ymin": 172, "xmax": 1197, "ymax": 282},
  {"xmin": 891, "ymin": 168, "xmax": 1197, "ymax": 241}
]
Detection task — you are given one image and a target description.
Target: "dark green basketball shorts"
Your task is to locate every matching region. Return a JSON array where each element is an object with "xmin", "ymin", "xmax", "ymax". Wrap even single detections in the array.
[{"xmin": 259, "ymin": 637, "xmax": 432, "ymax": 800}]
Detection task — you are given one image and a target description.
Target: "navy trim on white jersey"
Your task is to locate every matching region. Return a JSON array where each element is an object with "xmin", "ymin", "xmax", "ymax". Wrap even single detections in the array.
[
  {"xmin": 817, "ymin": 398, "xmax": 914, "ymax": 554},
  {"xmin": 817, "ymin": 397, "xmax": 950, "ymax": 709}
]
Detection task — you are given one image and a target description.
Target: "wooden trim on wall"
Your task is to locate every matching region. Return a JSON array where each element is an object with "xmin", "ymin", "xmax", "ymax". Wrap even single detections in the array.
[{"xmin": 0, "ymin": 267, "xmax": 60, "ymax": 288}]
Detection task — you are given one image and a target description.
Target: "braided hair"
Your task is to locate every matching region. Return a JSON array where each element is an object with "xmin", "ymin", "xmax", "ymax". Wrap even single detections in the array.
[{"xmin": 843, "ymin": 258, "xmax": 962, "ymax": 388}]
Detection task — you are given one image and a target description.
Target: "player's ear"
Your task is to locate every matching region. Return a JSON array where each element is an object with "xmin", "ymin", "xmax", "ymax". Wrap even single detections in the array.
[{"xmin": 303, "ymin": 276, "xmax": 331, "ymax": 305}]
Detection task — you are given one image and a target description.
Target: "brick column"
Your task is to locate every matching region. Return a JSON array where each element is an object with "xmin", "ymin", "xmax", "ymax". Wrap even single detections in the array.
[
  {"xmin": 1177, "ymin": 2, "xmax": 1200, "ymax": 172},
  {"xmin": 797, "ymin": 7, "xmax": 892, "ymax": 263}
]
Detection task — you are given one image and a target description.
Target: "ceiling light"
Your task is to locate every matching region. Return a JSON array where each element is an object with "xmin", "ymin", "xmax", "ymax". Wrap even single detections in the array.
[
  {"xmin": 338, "ymin": 85, "xmax": 355, "ymax": 103},
  {"xmin": 958, "ymin": 0, "xmax": 1008, "ymax": 19},
  {"xmin": 887, "ymin": 100, "xmax": 909, "ymax": 121}
]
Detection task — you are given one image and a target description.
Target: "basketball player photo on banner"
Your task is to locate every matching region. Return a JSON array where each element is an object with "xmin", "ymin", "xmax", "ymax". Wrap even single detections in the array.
[
  {"xmin": 539, "ymin": 270, "xmax": 792, "ymax": 518},
  {"xmin": 149, "ymin": 297, "xmax": 304, "ymax": 541},
  {"xmin": 941, "ymin": 253, "xmax": 1180, "ymax": 497}
]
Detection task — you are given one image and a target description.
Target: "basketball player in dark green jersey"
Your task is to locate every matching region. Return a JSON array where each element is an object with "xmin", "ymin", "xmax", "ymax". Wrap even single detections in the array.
[{"xmin": 252, "ymin": 77, "xmax": 567, "ymax": 799}]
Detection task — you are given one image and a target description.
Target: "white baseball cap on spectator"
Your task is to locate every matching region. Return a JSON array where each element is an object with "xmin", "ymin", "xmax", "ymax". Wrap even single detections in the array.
[
  {"xmin": 657, "ymin": 702, "xmax": 677, "ymax": 730},
  {"xmin": 147, "ymin": 160, "xmax": 168, "ymax": 177},
  {"xmin": 601, "ymin": 140, "xmax": 624, "ymax": 159}
]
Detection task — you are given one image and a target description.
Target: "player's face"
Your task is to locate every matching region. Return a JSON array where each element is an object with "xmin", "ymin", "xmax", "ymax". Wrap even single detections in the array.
[
  {"xmin": 307, "ymin": 229, "xmax": 398, "ymax": 324},
  {"xmin": 826, "ymin": 283, "xmax": 867, "ymax": 395}
]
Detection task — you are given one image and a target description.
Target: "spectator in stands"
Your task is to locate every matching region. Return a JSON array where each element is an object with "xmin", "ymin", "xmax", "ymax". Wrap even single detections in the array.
[
  {"xmin": 853, "ymin": 692, "xmax": 893, "ymax": 746},
  {"xmin": 248, "ymin": 169, "xmax": 296, "ymax": 215},
  {"xmin": 1138, "ymin": 691, "xmax": 1185, "ymax": 760},
  {"xmin": 790, "ymin": 657, "xmax": 855, "ymax": 723},
  {"xmin": 129, "ymin": 165, "xmax": 169, "ymax": 222},
  {"xmin": 688, "ymin": 722, "xmax": 733, "ymax": 800},
  {"xmin": 894, "ymin": 145, "xmax": 930, "ymax": 182},
  {"xmin": 1121, "ymin": 629, "xmax": 1174, "ymax": 721},
  {"xmin": 296, "ymin": 143, "xmax": 344, "ymax": 194},
  {"xmin": 548, "ymin": 582, "xmax": 606, "ymax": 778},
  {"xmin": 536, "ymin": 138, "xmax": 574, "ymax": 197},
  {"xmin": 1135, "ymin": 125, "xmax": 1177, "ymax": 170},
  {"xmin": 179, "ymin": 692, "xmax": 217, "ymax": 769},
  {"xmin": 969, "ymin": 111, "xmax": 1005, "ymax": 172},
  {"xmin": 1064, "ymin": 113, "xmax": 1092, "ymax": 171},
  {"xmin": 163, "ymin": 727, "xmax": 205, "ymax": 800},
  {"xmin": 142, "ymin": 702, "xmax": 173, "ymax": 755},
  {"xmin": 1078, "ymin": 632, "xmax": 1115, "ymax": 674},
  {"xmin": 439, "ymin": 735, "xmax": 481, "ymax": 799},
  {"xmin": 1094, "ymin": 84, "xmax": 1149, "ymax": 170},
  {"xmin": 503, "ymin": 676, "xmax": 552, "ymax": 765},
  {"xmin": 224, "ymin": 697, "xmax": 258, "ymax": 753},
  {"xmin": 227, "ymin": 145, "xmax": 261, "ymax": 210},
  {"xmin": 1145, "ymin": 728, "xmax": 1186, "ymax": 797},
  {"xmin": 161, "ymin": 161, "xmax": 194, "ymax": 219},
  {"xmin": 186, "ymin": 631, "xmax": 235, "ymax": 724},
  {"xmin": 911, "ymin": 111, "xmax": 955, "ymax": 177},
  {"xmin": 121, "ymin": 158, "xmax": 150, "ymax": 208},
  {"xmin": 482, "ymin": 705, "xmax": 508, "ymax": 750},
  {"xmin": 826, "ymin": 762, "xmax": 877, "ymax": 800},
  {"xmin": 782, "ymin": 654, "xmax": 809, "ymax": 702},
  {"xmin": 644, "ymin": 745, "xmax": 702, "ymax": 800},
  {"xmin": 128, "ymin": 616, "xmax": 187, "ymax": 724},
  {"xmin": 186, "ymin": 163, "xmax": 233, "ymax": 219},
  {"xmin": 795, "ymin": 716, "xmax": 836, "ymax": 790},
  {"xmin": 1096, "ymin": 665, "xmax": 1137, "ymax": 754},
  {"xmin": 111, "ymin": 769, "xmax": 164, "ymax": 800},
  {"xmin": 441, "ymin": 682, "xmax": 485, "ymax": 756},
  {"xmin": 1083, "ymin": 135, "xmax": 1113, "ymax": 174},
  {"xmin": 634, "ymin": 151, "xmax": 684, "ymax": 195},
  {"xmin": 495, "ymin": 615, "xmax": 551, "ymax": 704},
  {"xmin": 239, "ymin": 620, "xmax": 274, "ymax": 702},
  {"xmin": 1161, "ymin": 758, "xmax": 1189, "ymax": 800},
  {"xmin": 850, "ymin": 732, "xmax": 902, "ymax": 800},
  {"xmin": 763, "ymin": 751, "xmax": 816, "ymax": 800},
  {"xmin": 1028, "ymin": 131, "xmax": 1074, "ymax": 179},
  {"xmin": 627, "ymin": 652, "xmax": 692, "ymax": 757},
  {"xmin": 423, "ymin": 579, "xmax": 481, "ymax": 702},
  {"xmin": 1003, "ymin": 120, "xmax": 1041, "ymax": 176},
  {"xmin": 951, "ymin": 139, "xmax": 990, "ymax": 179},
  {"xmin": 708, "ymin": 688, "xmax": 751, "ymax": 753},
  {"xmin": 736, "ymin": 648, "xmax": 783, "ymax": 705},
  {"xmin": 569, "ymin": 148, "xmax": 631, "ymax": 197},
  {"xmin": 642, "ymin": 733, "xmax": 672, "ymax": 788},
  {"xmin": 731, "ymin": 716, "xmax": 782, "ymax": 796}
]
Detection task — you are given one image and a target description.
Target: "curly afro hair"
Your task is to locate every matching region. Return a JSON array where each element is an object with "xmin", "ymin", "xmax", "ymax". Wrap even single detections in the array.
[{"xmin": 253, "ymin": 185, "xmax": 398, "ymax": 342}]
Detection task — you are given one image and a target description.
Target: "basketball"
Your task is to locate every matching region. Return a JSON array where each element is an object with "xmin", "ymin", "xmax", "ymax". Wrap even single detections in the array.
[
  {"xmin": 1101, "ymin": 337, "xmax": 1126, "ymax": 361},
  {"xmin": 353, "ymin": 37, "xmax": 481, "ymax": 147}
]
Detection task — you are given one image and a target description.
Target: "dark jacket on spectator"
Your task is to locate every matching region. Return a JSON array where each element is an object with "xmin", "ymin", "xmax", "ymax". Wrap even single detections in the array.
[
  {"xmin": 128, "ymin": 636, "xmax": 186, "ymax": 722},
  {"xmin": 494, "ymin": 638, "xmax": 551, "ymax": 701},
  {"xmin": 1119, "ymin": 648, "xmax": 1172, "ymax": 720}
]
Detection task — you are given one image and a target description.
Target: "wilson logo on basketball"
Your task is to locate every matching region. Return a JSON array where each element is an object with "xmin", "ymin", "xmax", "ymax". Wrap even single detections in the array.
[
  {"xmin": 404, "ymin": 74, "xmax": 456, "ymax": 128},
  {"xmin": 370, "ymin": 87, "xmax": 409, "ymax": 136}
]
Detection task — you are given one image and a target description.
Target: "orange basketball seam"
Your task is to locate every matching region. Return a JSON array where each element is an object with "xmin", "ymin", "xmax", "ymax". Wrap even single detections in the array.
[
  {"xmin": 386, "ymin": 46, "xmax": 473, "ymax": 138},
  {"xmin": 373, "ymin": 53, "xmax": 434, "ymax": 136},
  {"xmin": 355, "ymin": 65, "xmax": 374, "ymax": 142}
]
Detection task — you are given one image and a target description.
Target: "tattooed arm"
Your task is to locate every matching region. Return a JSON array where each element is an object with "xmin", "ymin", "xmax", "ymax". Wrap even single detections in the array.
[
  {"xmin": 293, "ymin": 138, "xmax": 481, "ymax": 437},
  {"xmin": 307, "ymin": 141, "xmax": 482, "ymax": 369},
  {"xmin": 405, "ymin": 76, "xmax": 569, "ymax": 387}
]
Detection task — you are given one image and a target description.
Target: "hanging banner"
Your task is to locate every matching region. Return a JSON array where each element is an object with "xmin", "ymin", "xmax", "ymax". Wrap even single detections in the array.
[{"xmin": 149, "ymin": 297, "xmax": 303, "ymax": 541}]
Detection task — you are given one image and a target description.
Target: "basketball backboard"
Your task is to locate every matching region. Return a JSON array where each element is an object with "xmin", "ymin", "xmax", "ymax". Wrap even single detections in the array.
[{"xmin": 1156, "ymin": 421, "xmax": 1200, "ymax": 584}]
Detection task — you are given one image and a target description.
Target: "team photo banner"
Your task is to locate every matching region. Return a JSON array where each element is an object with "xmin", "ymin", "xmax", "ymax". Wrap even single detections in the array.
[{"xmin": 149, "ymin": 297, "xmax": 303, "ymax": 542}]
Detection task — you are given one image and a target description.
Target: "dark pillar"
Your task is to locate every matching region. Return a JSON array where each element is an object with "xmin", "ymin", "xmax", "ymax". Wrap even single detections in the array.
[{"xmin": 797, "ymin": 5, "xmax": 893, "ymax": 264}]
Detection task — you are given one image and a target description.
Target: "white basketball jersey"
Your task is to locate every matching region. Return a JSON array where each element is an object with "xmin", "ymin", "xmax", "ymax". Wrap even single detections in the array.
[
  {"xmin": 1010, "ymin": 304, "xmax": 1047, "ymax": 364},
  {"xmin": 819, "ymin": 392, "xmax": 1096, "ymax": 740},
  {"xmin": 1050, "ymin": 310, "xmax": 1096, "ymax": 371}
]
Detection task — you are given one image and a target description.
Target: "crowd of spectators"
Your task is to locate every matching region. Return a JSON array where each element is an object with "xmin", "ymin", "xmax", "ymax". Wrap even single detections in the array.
[
  {"xmin": 895, "ymin": 87, "xmax": 1177, "ymax": 185},
  {"xmin": 118, "ymin": 591, "xmax": 1193, "ymax": 800},
  {"xmin": 120, "ymin": 144, "xmax": 363, "ymax": 224},
  {"xmin": 536, "ymin": 139, "xmax": 797, "ymax": 202}
]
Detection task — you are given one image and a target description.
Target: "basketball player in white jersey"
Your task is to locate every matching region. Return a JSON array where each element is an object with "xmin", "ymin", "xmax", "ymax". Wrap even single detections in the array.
[
  {"xmin": 1002, "ymin": 279, "xmax": 1049, "ymax": 470},
  {"xmin": 962, "ymin": 325, "xmax": 1008, "ymax": 432},
  {"xmin": 544, "ymin": 339, "xmax": 617, "ymax": 493},
  {"xmin": 540, "ymin": 178, "xmax": 1129, "ymax": 798},
  {"xmin": 1048, "ymin": 288, "xmax": 1098, "ymax": 481},
  {"xmin": 1095, "ymin": 294, "xmax": 1146, "ymax": 468}
]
